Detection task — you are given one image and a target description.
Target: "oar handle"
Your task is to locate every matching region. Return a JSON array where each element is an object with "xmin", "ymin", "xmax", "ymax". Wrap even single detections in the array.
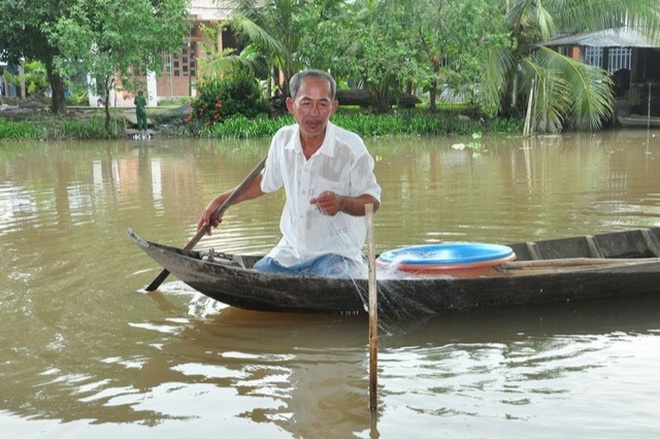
[{"xmin": 144, "ymin": 155, "xmax": 267, "ymax": 291}]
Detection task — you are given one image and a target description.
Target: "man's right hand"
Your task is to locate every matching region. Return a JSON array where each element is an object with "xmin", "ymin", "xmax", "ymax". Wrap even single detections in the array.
[{"xmin": 197, "ymin": 196, "xmax": 225, "ymax": 235}]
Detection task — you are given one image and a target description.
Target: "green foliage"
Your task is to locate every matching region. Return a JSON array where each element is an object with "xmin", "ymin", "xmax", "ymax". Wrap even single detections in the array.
[
  {"xmin": 0, "ymin": 117, "xmax": 117, "ymax": 141},
  {"xmin": 331, "ymin": 111, "xmax": 521, "ymax": 137},
  {"xmin": 306, "ymin": 0, "xmax": 423, "ymax": 113},
  {"xmin": 196, "ymin": 110, "xmax": 521, "ymax": 139},
  {"xmin": 0, "ymin": 119, "xmax": 47, "ymax": 140},
  {"xmin": 230, "ymin": 0, "xmax": 314, "ymax": 97},
  {"xmin": 486, "ymin": 0, "xmax": 660, "ymax": 133},
  {"xmin": 59, "ymin": 117, "xmax": 115, "ymax": 139},
  {"xmin": 49, "ymin": 0, "xmax": 190, "ymax": 128},
  {"xmin": 157, "ymin": 97, "xmax": 192, "ymax": 107},
  {"xmin": 0, "ymin": 0, "xmax": 73, "ymax": 112},
  {"xmin": 2, "ymin": 60, "xmax": 50, "ymax": 95},
  {"xmin": 65, "ymin": 90, "xmax": 90, "ymax": 106},
  {"xmin": 201, "ymin": 114, "xmax": 293, "ymax": 138},
  {"xmin": 191, "ymin": 73, "xmax": 272, "ymax": 126}
]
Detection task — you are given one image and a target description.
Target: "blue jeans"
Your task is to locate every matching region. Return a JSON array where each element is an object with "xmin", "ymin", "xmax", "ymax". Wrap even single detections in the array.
[{"xmin": 253, "ymin": 254, "xmax": 359, "ymax": 277}]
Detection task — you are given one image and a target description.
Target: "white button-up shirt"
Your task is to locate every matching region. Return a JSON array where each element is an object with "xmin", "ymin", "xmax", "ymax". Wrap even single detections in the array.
[{"xmin": 260, "ymin": 121, "xmax": 381, "ymax": 266}]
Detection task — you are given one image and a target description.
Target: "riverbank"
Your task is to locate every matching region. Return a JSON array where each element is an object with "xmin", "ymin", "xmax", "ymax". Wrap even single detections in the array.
[{"xmin": 0, "ymin": 103, "xmax": 524, "ymax": 141}]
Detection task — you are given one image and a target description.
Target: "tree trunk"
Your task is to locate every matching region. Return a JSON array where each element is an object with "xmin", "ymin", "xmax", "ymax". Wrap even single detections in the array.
[
  {"xmin": 102, "ymin": 80, "xmax": 111, "ymax": 132},
  {"xmin": 104, "ymin": 100, "xmax": 111, "ymax": 132},
  {"xmin": 428, "ymin": 82, "xmax": 437, "ymax": 112},
  {"xmin": 428, "ymin": 57, "xmax": 442, "ymax": 112},
  {"xmin": 45, "ymin": 59, "xmax": 66, "ymax": 114}
]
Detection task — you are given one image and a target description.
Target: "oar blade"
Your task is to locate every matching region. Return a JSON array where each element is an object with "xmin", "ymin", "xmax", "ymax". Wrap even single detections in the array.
[{"xmin": 145, "ymin": 268, "xmax": 171, "ymax": 291}]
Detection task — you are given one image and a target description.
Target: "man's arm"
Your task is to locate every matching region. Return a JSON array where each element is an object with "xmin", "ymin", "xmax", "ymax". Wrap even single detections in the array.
[
  {"xmin": 310, "ymin": 192, "xmax": 380, "ymax": 216},
  {"xmin": 197, "ymin": 173, "xmax": 265, "ymax": 235}
]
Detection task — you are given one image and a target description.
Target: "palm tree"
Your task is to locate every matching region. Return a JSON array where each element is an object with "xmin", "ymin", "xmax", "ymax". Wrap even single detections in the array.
[
  {"xmin": 227, "ymin": 0, "xmax": 306, "ymax": 99},
  {"xmin": 485, "ymin": 0, "xmax": 660, "ymax": 133},
  {"xmin": 228, "ymin": 0, "xmax": 345, "ymax": 100}
]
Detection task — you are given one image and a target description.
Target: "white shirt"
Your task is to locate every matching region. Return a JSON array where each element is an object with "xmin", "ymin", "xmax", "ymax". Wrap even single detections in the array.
[{"xmin": 260, "ymin": 121, "xmax": 381, "ymax": 266}]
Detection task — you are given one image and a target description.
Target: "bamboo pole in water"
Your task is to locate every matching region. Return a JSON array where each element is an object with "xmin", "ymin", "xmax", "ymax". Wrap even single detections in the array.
[
  {"xmin": 523, "ymin": 78, "xmax": 535, "ymax": 137},
  {"xmin": 366, "ymin": 203, "xmax": 378, "ymax": 412},
  {"xmin": 648, "ymin": 83, "xmax": 652, "ymax": 130}
]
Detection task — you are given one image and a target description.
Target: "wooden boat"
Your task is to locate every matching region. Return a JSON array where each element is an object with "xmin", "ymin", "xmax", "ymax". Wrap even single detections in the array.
[
  {"xmin": 128, "ymin": 227, "xmax": 660, "ymax": 315},
  {"xmin": 617, "ymin": 114, "xmax": 660, "ymax": 128}
]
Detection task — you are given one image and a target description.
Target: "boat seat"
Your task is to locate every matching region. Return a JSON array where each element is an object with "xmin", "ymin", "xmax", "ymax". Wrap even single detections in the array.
[
  {"xmin": 592, "ymin": 228, "xmax": 660, "ymax": 258},
  {"xmin": 641, "ymin": 229, "xmax": 660, "ymax": 257},
  {"xmin": 585, "ymin": 235, "xmax": 604, "ymax": 258},
  {"xmin": 525, "ymin": 241, "xmax": 542, "ymax": 260}
]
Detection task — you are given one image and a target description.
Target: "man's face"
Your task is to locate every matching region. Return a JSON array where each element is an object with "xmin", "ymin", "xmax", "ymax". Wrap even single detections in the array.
[{"xmin": 286, "ymin": 77, "xmax": 338, "ymax": 139}]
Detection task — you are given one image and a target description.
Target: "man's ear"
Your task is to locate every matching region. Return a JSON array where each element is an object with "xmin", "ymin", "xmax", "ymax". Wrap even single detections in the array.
[
  {"xmin": 285, "ymin": 97, "xmax": 294, "ymax": 115},
  {"xmin": 330, "ymin": 99, "xmax": 338, "ymax": 116}
]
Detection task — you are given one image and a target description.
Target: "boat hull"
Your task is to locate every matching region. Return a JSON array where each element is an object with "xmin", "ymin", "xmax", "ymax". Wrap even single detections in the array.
[{"xmin": 129, "ymin": 228, "xmax": 660, "ymax": 314}]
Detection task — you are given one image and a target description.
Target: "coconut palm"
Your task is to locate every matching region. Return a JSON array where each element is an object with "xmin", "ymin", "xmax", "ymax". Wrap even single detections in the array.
[
  {"xmin": 227, "ymin": 0, "xmax": 345, "ymax": 100},
  {"xmin": 485, "ymin": 0, "xmax": 660, "ymax": 133}
]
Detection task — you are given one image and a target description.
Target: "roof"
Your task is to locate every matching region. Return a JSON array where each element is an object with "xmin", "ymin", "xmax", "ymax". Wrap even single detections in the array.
[
  {"xmin": 188, "ymin": 0, "xmax": 233, "ymax": 21},
  {"xmin": 542, "ymin": 27, "xmax": 660, "ymax": 48}
]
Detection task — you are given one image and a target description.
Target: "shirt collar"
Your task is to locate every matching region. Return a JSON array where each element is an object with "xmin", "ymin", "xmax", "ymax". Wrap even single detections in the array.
[{"xmin": 287, "ymin": 121, "xmax": 336, "ymax": 158}]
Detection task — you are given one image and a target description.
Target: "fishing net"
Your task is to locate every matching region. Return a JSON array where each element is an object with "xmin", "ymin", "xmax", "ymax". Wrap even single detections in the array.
[{"xmin": 315, "ymin": 206, "xmax": 437, "ymax": 334}]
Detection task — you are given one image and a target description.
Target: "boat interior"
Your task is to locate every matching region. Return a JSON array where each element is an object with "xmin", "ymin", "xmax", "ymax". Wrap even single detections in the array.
[{"xmin": 508, "ymin": 227, "xmax": 660, "ymax": 261}]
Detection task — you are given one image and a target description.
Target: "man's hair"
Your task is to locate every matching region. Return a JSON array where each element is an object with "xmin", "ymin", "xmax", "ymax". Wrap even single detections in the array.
[{"xmin": 289, "ymin": 69, "xmax": 336, "ymax": 100}]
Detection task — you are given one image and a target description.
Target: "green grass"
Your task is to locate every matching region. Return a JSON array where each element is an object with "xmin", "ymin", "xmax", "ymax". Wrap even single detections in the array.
[
  {"xmin": 59, "ymin": 117, "xmax": 116, "ymax": 139},
  {"xmin": 0, "ymin": 118, "xmax": 47, "ymax": 140},
  {"xmin": 0, "ymin": 116, "xmax": 118, "ymax": 141},
  {"xmin": 1, "ymin": 107, "xmax": 523, "ymax": 141},
  {"xmin": 199, "ymin": 110, "xmax": 523, "ymax": 139}
]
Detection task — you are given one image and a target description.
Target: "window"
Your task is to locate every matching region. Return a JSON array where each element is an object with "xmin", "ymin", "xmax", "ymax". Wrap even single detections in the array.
[{"xmin": 607, "ymin": 48, "xmax": 632, "ymax": 74}]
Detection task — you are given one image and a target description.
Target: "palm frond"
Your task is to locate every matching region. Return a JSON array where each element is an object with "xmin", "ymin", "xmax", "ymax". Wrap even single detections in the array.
[
  {"xmin": 549, "ymin": 0, "xmax": 646, "ymax": 32},
  {"xmin": 521, "ymin": 55, "xmax": 570, "ymax": 133},
  {"xmin": 505, "ymin": 0, "xmax": 556, "ymax": 40},
  {"xmin": 535, "ymin": 46, "xmax": 612, "ymax": 130},
  {"xmin": 484, "ymin": 47, "xmax": 517, "ymax": 106},
  {"xmin": 230, "ymin": 13, "xmax": 287, "ymax": 64},
  {"xmin": 200, "ymin": 54, "xmax": 258, "ymax": 79}
]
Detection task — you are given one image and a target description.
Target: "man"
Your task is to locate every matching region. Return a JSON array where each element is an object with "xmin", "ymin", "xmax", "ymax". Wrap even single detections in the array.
[
  {"xmin": 197, "ymin": 69, "xmax": 381, "ymax": 276},
  {"xmin": 134, "ymin": 90, "xmax": 148, "ymax": 137}
]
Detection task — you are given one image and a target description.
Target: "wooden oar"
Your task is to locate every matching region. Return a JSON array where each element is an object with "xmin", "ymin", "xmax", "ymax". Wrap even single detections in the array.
[
  {"xmin": 499, "ymin": 257, "xmax": 657, "ymax": 270},
  {"xmin": 144, "ymin": 155, "xmax": 267, "ymax": 291}
]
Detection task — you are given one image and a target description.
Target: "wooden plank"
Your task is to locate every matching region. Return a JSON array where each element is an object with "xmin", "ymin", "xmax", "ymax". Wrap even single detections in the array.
[{"xmin": 500, "ymin": 257, "xmax": 657, "ymax": 270}]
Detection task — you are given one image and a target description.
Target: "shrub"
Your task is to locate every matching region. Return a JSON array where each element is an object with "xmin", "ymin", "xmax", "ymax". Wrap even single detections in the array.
[
  {"xmin": 0, "ymin": 119, "xmax": 46, "ymax": 140},
  {"xmin": 59, "ymin": 117, "xmax": 115, "ymax": 139},
  {"xmin": 191, "ymin": 73, "xmax": 272, "ymax": 126}
]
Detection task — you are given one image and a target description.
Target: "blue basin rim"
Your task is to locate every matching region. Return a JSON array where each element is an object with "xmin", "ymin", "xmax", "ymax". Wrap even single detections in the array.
[{"xmin": 377, "ymin": 243, "xmax": 516, "ymax": 266}]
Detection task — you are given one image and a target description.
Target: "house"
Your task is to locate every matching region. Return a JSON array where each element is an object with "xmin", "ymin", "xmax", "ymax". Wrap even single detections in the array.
[
  {"xmin": 157, "ymin": 0, "xmax": 238, "ymax": 99},
  {"xmin": 91, "ymin": 0, "xmax": 238, "ymax": 108},
  {"xmin": 543, "ymin": 27, "xmax": 660, "ymax": 119}
]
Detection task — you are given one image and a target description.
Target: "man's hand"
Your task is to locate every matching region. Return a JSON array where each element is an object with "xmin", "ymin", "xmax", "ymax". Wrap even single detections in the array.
[
  {"xmin": 197, "ymin": 196, "xmax": 225, "ymax": 235},
  {"xmin": 310, "ymin": 191, "xmax": 343, "ymax": 216}
]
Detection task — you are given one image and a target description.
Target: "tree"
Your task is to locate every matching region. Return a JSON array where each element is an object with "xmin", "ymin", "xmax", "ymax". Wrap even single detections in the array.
[
  {"xmin": 2, "ymin": 60, "xmax": 50, "ymax": 96},
  {"xmin": 49, "ymin": 0, "xmax": 190, "ymax": 130},
  {"xmin": 0, "ymin": 0, "xmax": 74, "ymax": 113},
  {"xmin": 299, "ymin": 0, "xmax": 423, "ymax": 112},
  {"xmin": 301, "ymin": 0, "xmax": 507, "ymax": 114},
  {"xmin": 406, "ymin": 0, "xmax": 509, "ymax": 113},
  {"xmin": 228, "ymin": 0, "xmax": 303, "ymax": 100},
  {"xmin": 485, "ymin": 0, "xmax": 660, "ymax": 133},
  {"xmin": 227, "ymin": 0, "xmax": 344, "ymax": 100}
]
